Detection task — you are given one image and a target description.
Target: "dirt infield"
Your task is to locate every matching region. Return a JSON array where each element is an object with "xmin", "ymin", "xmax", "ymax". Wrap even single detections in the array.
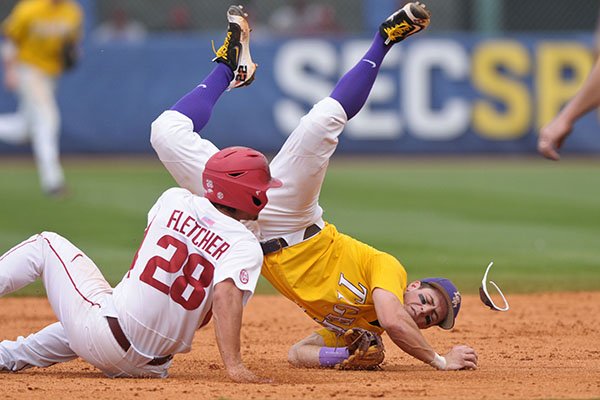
[{"xmin": 1, "ymin": 293, "xmax": 599, "ymax": 400}]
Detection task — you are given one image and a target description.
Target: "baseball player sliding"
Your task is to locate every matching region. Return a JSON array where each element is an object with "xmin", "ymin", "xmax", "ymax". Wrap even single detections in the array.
[
  {"xmin": 0, "ymin": 6, "xmax": 280, "ymax": 383},
  {"xmin": 153, "ymin": 3, "xmax": 477, "ymax": 371}
]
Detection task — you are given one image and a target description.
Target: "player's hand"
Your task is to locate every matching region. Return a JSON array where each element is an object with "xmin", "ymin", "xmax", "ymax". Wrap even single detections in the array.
[
  {"xmin": 538, "ymin": 118, "xmax": 573, "ymax": 161},
  {"xmin": 3, "ymin": 65, "xmax": 18, "ymax": 91},
  {"xmin": 227, "ymin": 364, "xmax": 273, "ymax": 383},
  {"xmin": 443, "ymin": 345, "xmax": 478, "ymax": 370}
]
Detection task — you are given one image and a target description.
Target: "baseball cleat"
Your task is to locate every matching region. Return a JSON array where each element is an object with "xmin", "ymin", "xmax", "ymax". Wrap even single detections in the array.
[
  {"xmin": 379, "ymin": 1, "xmax": 431, "ymax": 45},
  {"xmin": 212, "ymin": 5, "xmax": 257, "ymax": 89}
]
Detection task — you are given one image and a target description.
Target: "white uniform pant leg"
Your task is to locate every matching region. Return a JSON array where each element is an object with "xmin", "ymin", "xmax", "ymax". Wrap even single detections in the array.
[
  {"xmin": 0, "ymin": 322, "xmax": 77, "ymax": 371},
  {"xmin": 0, "ymin": 234, "xmax": 47, "ymax": 295},
  {"xmin": 0, "ymin": 233, "xmax": 112, "ymax": 370},
  {"xmin": 0, "ymin": 63, "xmax": 29, "ymax": 145},
  {"xmin": 20, "ymin": 65, "xmax": 64, "ymax": 192},
  {"xmin": 0, "ymin": 109, "xmax": 28, "ymax": 144},
  {"xmin": 150, "ymin": 110, "xmax": 219, "ymax": 196},
  {"xmin": 258, "ymin": 97, "xmax": 348, "ymax": 239},
  {"xmin": 0, "ymin": 233, "xmax": 169, "ymax": 377}
]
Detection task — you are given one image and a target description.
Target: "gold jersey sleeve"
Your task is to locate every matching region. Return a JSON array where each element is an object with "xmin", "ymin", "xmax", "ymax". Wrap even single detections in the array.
[
  {"xmin": 262, "ymin": 223, "xmax": 407, "ymax": 337},
  {"xmin": 2, "ymin": 0, "xmax": 83, "ymax": 75}
]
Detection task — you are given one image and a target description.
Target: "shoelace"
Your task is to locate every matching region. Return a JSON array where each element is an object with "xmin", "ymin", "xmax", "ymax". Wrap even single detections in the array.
[
  {"xmin": 383, "ymin": 21, "xmax": 413, "ymax": 43},
  {"xmin": 211, "ymin": 31, "xmax": 232, "ymax": 60}
]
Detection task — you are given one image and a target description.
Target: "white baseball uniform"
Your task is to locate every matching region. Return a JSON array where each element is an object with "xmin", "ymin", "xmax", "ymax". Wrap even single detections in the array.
[
  {"xmin": 0, "ymin": 63, "xmax": 62, "ymax": 192},
  {"xmin": 0, "ymin": 187, "xmax": 262, "ymax": 377},
  {"xmin": 151, "ymin": 96, "xmax": 348, "ymax": 246}
]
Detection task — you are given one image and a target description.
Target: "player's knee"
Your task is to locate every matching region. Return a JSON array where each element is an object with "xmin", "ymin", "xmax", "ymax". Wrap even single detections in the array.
[
  {"xmin": 287, "ymin": 343, "xmax": 302, "ymax": 367},
  {"xmin": 40, "ymin": 231, "xmax": 60, "ymax": 240},
  {"xmin": 150, "ymin": 112, "xmax": 179, "ymax": 152},
  {"xmin": 150, "ymin": 115, "xmax": 167, "ymax": 150}
]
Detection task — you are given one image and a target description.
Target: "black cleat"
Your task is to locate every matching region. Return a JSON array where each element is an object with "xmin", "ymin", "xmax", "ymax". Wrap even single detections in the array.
[
  {"xmin": 212, "ymin": 5, "xmax": 257, "ymax": 89},
  {"xmin": 379, "ymin": 2, "xmax": 431, "ymax": 45}
]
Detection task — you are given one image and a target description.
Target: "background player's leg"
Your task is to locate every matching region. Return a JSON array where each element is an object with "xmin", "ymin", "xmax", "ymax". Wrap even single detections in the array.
[
  {"xmin": 0, "ymin": 112, "xmax": 28, "ymax": 144},
  {"xmin": 21, "ymin": 67, "xmax": 64, "ymax": 194},
  {"xmin": 0, "ymin": 322, "xmax": 77, "ymax": 371},
  {"xmin": 0, "ymin": 66, "xmax": 31, "ymax": 145},
  {"xmin": 25, "ymin": 67, "xmax": 64, "ymax": 195}
]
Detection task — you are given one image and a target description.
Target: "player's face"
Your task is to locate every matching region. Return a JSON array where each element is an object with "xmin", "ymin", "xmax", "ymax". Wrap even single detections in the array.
[{"xmin": 403, "ymin": 286, "xmax": 448, "ymax": 329}]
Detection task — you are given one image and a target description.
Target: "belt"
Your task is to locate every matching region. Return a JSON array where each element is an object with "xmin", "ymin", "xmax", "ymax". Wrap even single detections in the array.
[
  {"xmin": 106, "ymin": 316, "xmax": 173, "ymax": 366},
  {"xmin": 261, "ymin": 223, "xmax": 321, "ymax": 255}
]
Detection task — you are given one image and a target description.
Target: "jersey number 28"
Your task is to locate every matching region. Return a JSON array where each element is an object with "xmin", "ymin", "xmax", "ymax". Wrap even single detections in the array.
[{"xmin": 139, "ymin": 235, "xmax": 215, "ymax": 310}]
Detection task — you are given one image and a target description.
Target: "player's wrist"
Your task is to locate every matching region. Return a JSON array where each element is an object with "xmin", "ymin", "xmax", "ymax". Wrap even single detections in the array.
[
  {"xmin": 1, "ymin": 41, "xmax": 16, "ymax": 63},
  {"xmin": 319, "ymin": 346, "xmax": 350, "ymax": 367},
  {"xmin": 429, "ymin": 353, "xmax": 447, "ymax": 370}
]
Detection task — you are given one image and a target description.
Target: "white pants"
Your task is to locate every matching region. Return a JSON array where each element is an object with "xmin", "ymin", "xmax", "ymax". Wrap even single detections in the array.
[
  {"xmin": 0, "ymin": 233, "xmax": 170, "ymax": 378},
  {"xmin": 0, "ymin": 63, "xmax": 64, "ymax": 192},
  {"xmin": 151, "ymin": 97, "xmax": 348, "ymax": 242}
]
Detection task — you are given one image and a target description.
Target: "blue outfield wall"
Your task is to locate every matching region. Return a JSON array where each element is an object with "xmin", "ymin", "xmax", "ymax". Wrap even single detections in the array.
[{"xmin": 0, "ymin": 33, "xmax": 598, "ymax": 155}]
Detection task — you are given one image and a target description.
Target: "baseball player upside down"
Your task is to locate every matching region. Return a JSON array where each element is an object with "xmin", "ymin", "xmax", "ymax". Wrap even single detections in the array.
[{"xmin": 152, "ymin": 2, "xmax": 478, "ymax": 371}]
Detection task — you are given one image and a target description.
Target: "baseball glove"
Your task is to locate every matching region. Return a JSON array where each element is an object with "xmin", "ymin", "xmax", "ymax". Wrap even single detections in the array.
[
  {"xmin": 336, "ymin": 328, "xmax": 385, "ymax": 370},
  {"xmin": 61, "ymin": 40, "xmax": 79, "ymax": 71}
]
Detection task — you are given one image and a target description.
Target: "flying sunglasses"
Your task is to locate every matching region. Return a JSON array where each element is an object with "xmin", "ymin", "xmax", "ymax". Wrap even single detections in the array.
[{"xmin": 479, "ymin": 261, "xmax": 510, "ymax": 312}]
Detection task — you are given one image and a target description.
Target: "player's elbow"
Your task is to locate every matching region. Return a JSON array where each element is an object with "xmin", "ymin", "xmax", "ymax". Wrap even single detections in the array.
[{"xmin": 380, "ymin": 318, "xmax": 411, "ymax": 340}]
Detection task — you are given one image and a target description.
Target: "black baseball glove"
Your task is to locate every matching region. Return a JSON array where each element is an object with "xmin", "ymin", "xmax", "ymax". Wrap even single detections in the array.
[{"xmin": 62, "ymin": 40, "xmax": 80, "ymax": 71}]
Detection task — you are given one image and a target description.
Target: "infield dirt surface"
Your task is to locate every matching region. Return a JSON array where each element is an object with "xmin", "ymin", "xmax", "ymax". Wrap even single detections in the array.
[{"xmin": 1, "ymin": 293, "xmax": 599, "ymax": 400}]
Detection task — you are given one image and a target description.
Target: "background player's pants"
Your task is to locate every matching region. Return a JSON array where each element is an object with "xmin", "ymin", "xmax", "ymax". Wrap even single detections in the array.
[
  {"xmin": 151, "ymin": 97, "xmax": 347, "ymax": 241},
  {"xmin": 0, "ymin": 233, "xmax": 170, "ymax": 377},
  {"xmin": 0, "ymin": 63, "xmax": 64, "ymax": 193}
]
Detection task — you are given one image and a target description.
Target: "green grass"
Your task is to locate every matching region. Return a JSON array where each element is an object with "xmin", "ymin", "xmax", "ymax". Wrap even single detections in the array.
[{"xmin": 1, "ymin": 156, "xmax": 599, "ymax": 296}]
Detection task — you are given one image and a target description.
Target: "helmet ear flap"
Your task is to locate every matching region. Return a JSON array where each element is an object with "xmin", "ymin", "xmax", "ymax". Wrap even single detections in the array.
[{"xmin": 227, "ymin": 171, "xmax": 247, "ymax": 178}]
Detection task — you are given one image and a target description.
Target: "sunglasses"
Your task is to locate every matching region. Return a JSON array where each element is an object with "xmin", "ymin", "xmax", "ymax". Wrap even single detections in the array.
[{"xmin": 479, "ymin": 261, "xmax": 510, "ymax": 312}]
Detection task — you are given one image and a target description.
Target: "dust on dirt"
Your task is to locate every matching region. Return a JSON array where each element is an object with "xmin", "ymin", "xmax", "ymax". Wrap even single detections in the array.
[{"xmin": 1, "ymin": 293, "xmax": 599, "ymax": 400}]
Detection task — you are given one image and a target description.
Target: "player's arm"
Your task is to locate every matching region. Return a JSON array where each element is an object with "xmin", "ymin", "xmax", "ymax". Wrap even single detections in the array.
[
  {"xmin": 212, "ymin": 278, "xmax": 271, "ymax": 383},
  {"xmin": 1, "ymin": 6, "xmax": 24, "ymax": 91},
  {"xmin": 538, "ymin": 57, "xmax": 600, "ymax": 160},
  {"xmin": 0, "ymin": 39, "xmax": 17, "ymax": 90},
  {"xmin": 1, "ymin": 2, "xmax": 33, "ymax": 90},
  {"xmin": 373, "ymin": 288, "xmax": 477, "ymax": 370}
]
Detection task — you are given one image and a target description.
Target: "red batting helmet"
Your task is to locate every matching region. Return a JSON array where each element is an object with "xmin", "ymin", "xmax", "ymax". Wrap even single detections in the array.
[{"xmin": 202, "ymin": 146, "xmax": 282, "ymax": 216}]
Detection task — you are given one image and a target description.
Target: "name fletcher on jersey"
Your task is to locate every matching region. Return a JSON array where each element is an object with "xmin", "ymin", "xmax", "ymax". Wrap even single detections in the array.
[{"xmin": 166, "ymin": 209, "xmax": 231, "ymax": 260}]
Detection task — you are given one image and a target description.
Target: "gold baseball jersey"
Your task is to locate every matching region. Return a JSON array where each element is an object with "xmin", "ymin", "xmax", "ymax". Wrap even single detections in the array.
[
  {"xmin": 2, "ymin": 0, "xmax": 82, "ymax": 76},
  {"xmin": 262, "ymin": 223, "xmax": 407, "ymax": 346}
]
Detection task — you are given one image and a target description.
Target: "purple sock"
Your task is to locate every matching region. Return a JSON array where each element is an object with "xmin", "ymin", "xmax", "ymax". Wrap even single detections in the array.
[
  {"xmin": 330, "ymin": 33, "xmax": 392, "ymax": 120},
  {"xmin": 318, "ymin": 346, "xmax": 349, "ymax": 367},
  {"xmin": 170, "ymin": 63, "xmax": 233, "ymax": 132}
]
